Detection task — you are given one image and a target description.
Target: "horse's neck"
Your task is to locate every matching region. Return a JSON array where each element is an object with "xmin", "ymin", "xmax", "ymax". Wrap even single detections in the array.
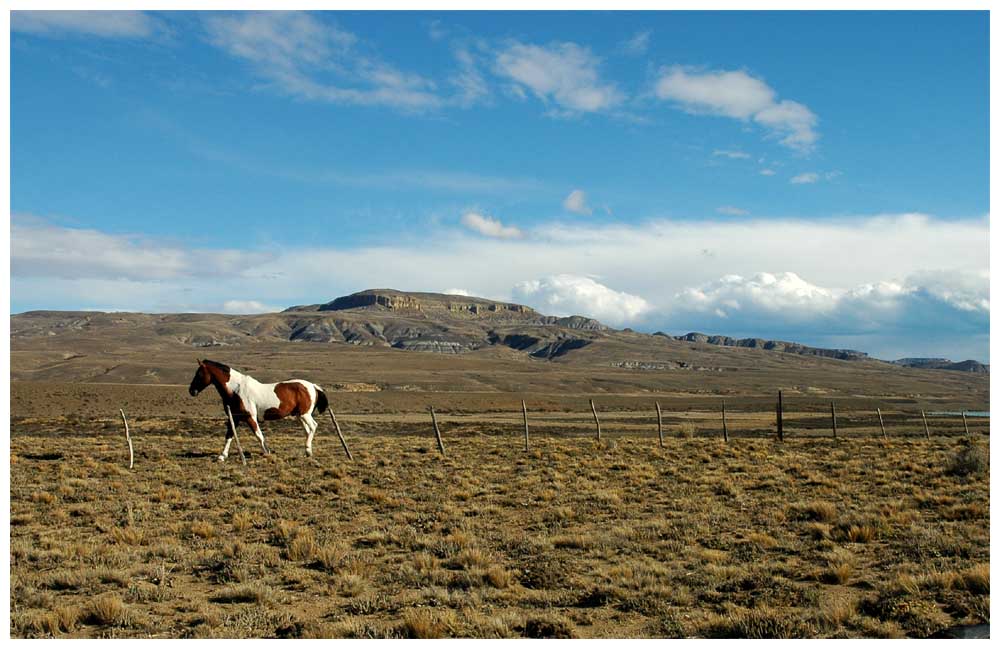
[{"xmin": 213, "ymin": 367, "xmax": 250, "ymax": 398}]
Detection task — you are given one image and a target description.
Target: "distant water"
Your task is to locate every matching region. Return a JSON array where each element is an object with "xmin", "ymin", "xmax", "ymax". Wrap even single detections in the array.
[{"xmin": 929, "ymin": 411, "xmax": 990, "ymax": 418}]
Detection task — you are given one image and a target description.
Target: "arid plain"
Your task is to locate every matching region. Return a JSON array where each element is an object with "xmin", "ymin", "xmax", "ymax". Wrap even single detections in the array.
[{"xmin": 10, "ymin": 293, "xmax": 990, "ymax": 638}]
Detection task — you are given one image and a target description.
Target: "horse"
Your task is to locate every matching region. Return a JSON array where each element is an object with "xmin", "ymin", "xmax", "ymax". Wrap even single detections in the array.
[{"xmin": 188, "ymin": 359, "xmax": 330, "ymax": 462}]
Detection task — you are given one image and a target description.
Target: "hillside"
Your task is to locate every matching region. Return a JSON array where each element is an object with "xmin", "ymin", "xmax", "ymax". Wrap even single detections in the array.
[{"xmin": 9, "ymin": 289, "xmax": 989, "ymax": 409}]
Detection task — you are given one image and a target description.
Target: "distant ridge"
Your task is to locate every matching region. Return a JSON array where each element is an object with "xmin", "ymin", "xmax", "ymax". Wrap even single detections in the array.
[
  {"xmin": 892, "ymin": 358, "xmax": 989, "ymax": 374},
  {"xmin": 664, "ymin": 332, "xmax": 868, "ymax": 361},
  {"xmin": 11, "ymin": 289, "xmax": 985, "ymax": 373}
]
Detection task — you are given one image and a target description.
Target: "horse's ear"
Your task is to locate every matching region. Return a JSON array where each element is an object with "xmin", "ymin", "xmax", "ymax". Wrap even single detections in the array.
[{"xmin": 197, "ymin": 358, "xmax": 203, "ymax": 365}]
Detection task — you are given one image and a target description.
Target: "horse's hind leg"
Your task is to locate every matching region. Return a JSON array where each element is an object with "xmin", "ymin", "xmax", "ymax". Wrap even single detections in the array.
[{"xmin": 301, "ymin": 414, "xmax": 318, "ymax": 457}]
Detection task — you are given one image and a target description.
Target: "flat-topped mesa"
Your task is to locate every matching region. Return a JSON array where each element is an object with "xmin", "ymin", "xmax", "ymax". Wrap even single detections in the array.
[{"xmin": 316, "ymin": 289, "xmax": 538, "ymax": 318}]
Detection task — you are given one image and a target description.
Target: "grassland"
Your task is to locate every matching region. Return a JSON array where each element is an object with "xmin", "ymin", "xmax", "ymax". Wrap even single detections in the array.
[{"xmin": 10, "ymin": 406, "xmax": 989, "ymax": 638}]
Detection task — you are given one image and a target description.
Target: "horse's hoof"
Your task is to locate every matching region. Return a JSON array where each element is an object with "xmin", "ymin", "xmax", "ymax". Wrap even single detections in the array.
[
  {"xmin": 217, "ymin": 455, "xmax": 227, "ymax": 463},
  {"xmin": 305, "ymin": 449, "xmax": 313, "ymax": 458}
]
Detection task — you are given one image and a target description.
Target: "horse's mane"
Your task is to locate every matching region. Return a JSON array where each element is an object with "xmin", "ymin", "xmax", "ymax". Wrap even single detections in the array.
[{"xmin": 202, "ymin": 359, "xmax": 231, "ymax": 373}]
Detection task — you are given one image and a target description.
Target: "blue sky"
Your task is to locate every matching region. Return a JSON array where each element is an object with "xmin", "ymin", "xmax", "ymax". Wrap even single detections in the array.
[{"xmin": 10, "ymin": 10, "xmax": 990, "ymax": 361}]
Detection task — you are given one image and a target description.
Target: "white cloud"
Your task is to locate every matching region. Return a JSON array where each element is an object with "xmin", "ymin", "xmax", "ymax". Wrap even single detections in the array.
[
  {"xmin": 10, "ymin": 217, "xmax": 254, "ymax": 281},
  {"xmin": 620, "ymin": 31, "xmax": 651, "ymax": 56},
  {"xmin": 449, "ymin": 46, "xmax": 491, "ymax": 107},
  {"xmin": 672, "ymin": 269, "xmax": 989, "ymax": 340},
  {"xmin": 563, "ymin": 189, "xmax": 592, "ymax": 215},
  {"xmin": 221, "ymin": 300, "xmax": 279, "ymax": 314},
  {"xmin": 12, "ymin": 213, "xmax": 989, "ymax": 360},
  {"xmin": 759, "ymin": 168, "xmax": 777, "ymax": 176},
  {"xmin": 494, "ymin": 41, "xmax": 624, "ymax": 114},
  {"xmin": 12, "ymin": 10, "xmax": 156, "ymax": 38},
  {"xmin": 790, "ymin": 172, "xmax": 819, "ymax": 184},
  {"xmin": 654, "ymin": 66, "xmax": 818, "ymax": 151},
  {"xmin": 674, "ymin": 272, "xmax": 837, "ymax": 321},
  {"xmin": 512, "ymin": 274, "xmax": 651, "ymax": 326},
  {"xmin": 716, "ymin": 206, "xmax": 749, "ymax": 216},
  {"xmin": 460, "ymin": 211, "xmax": 523, "ymax": 239},
  {"xmin": 712, "ymin": 149, "xmax": 751, "ymax": 159},
  {"xmin": 203, "ymin": 11, "xmax": 445, "ymax": 111},
  {"xmin": 443, "ymin": 288, "xmax": 471, "ymax": 296}
]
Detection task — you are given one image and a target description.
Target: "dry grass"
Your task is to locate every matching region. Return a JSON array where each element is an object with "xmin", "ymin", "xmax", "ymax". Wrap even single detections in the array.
[{"xmin": 10, "ymin": 423, "xmax": 989, "ymax": 639}]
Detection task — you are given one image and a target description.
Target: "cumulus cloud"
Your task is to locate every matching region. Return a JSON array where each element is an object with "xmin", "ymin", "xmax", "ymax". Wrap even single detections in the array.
[
  {"xmin": 759, "ymin": 168, "xmax": 777, "ymax": 176},
  {"xmin": 443, "ymin": 288, "xmax": 471, "ymax": 296},
  {"xmin": 512, "ymin": 274, "xmax": 651, "ymax": 326},
  {"xmin": 654, "ymin": 66, "xmax": 818, "ymax": 151},
  {"xmin": 12, "ymin": 10, "xmax": 157, "ymax": 38},
  {"xmin": 563, "ymin": 189, "xmax": 592, "ymax": 215},
  {"xmin": 494, "ymin": 41, "xmax": 624, "ymax": 114},
  {"xmin": 672, "ymin": 270, "xmax": 989, "ymax": 341},
  {"xmin": 790, "ymin": 172, "xmax": 819, "ymax": 184},
  {"xmin": 716, "ymin": 206, "xmax": 749, "ymax": 216},
  {"xmin": 460, "ymin": 211, "xmax": 523, "ymax": 239}
]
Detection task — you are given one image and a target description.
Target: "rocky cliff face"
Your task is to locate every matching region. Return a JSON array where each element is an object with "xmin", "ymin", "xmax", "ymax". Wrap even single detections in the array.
[
  {"xmin": 892, "ymin": 358, "xmax": 989, "ymax": 373},
  {"xmin": 673, "ymin": 332, "xmax": 869, "ymax": 361}
]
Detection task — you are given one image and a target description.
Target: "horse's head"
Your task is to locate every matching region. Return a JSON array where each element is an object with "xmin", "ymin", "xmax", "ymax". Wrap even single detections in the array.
[{"xmin": 189, "ymin": 360, "xmax": 213, "ymax": 396}]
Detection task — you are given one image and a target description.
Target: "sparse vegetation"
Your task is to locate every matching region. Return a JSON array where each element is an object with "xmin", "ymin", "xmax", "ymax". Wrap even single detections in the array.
[{"xmin": 10, "ymin": 406, "xmax": 989, "ymax": 638}]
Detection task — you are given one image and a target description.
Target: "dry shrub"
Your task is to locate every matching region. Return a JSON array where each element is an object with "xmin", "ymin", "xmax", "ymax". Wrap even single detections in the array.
[
  {"xmin": 705, "ymin": 606, "xmax": 808, "ymax": 638},
  {"xmin": 797, "ymin": 501, "xmax": 838, "ymax": 523},
  {"xmin": 815, "ymin": 593, "xmax": 858, "ymax": 630},
  {"xmin": 189, "ymin": 521, "xmax": 215, "ymax": 540},
  {"xmin": 83, "ymin": 593, "xmax": 129, "ymax": 627},
  {"xmin": 31, "ymin": 491, "xmax": 57, "ymax": 505},
  {"xmin": 232, "ymin": 511, "xmax": 254, "ymax": 532},
  {"xmin": 957, "ymin": 564, "xmax": 989, "ymax": 595},
  {"xmin": 312, "ymin": 543, "xmax": 347, "ymax": 572},
  {"xmin": 677, "ymin": 423, "xmax": 696, "ymax": 439},
  {"xmin": 112, "ymin": 526, "xmax": 145, "ymax": 546},
  {"xmin": 846, "ymin": 524, "xmax": 878, "ymax": 543},
  {"xmin": 947, "ymin": 441, "xmax": 988, "ymax": 477},
  {"xmin": 210, "ymin": 582, "xmax": 272, "ymax": 604},
  {"xmin": 285, "ymin": 530, "xmax": 318, "ymax": 562},
  {"xmin": 521, "ymin": 614, "xmax": 577, "ymax": 638},
  {"xmin": 821, "ymin": 562, "xmax": 854, "ymax": 585},
  {"xmin": 400, "ymin": 608, "xmax": 456, "ymax": 638},
  {"xmin": 484, "ymin": 565, "xmax": 512, "ymax": 589}
]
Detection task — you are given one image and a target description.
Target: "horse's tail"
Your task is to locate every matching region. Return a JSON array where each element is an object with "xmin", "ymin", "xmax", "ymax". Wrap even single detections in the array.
[{"xmin": 313, "ymin": 386, "xmax": 329, "ymax": 414}]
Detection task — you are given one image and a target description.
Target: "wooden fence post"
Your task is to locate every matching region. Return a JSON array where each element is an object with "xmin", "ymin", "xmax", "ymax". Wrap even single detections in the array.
[
  {"xmin": 830, "ymin": 402, "xmax": 838, "ymax": 439},
  {"xmin": 522, "ymin": 400, "xmax": 529, "ymax": 452},
  {"xmin": 655, "ymin": 402, "xmax": 663, "ymax": 448},
  {"xmin": 430, "ymin": 407, "xmax": 446, "ymax": 455},
  {"xmin": 722, "ymin": 400, "xmax": 729, "ymax": 442},
  {"xmin": 225, "ymin": 405, "xmax": 247, "ymax": 466},
  {"xmin": 962, "ymin": 411, "xmax": 970, "ymax": 435},
  {"xmin": 921, "ymin": 410, "xmax": 931, "ymax": 440},
  {"xmin": 776, "ymin": 391, "xmax": 784, "ymax": 442},
  {"xmin": 119, "ymin": 409, "xmax": 134, "ymax": 469},
  {"xmin": 876, "ymin": 408, "xmax": 886, "ymax": 439},
  {"xmin": 590, "ymin": 399, "xmax": 602, "ymax": 441},
  {"xmin": 328, "ymin": 410, "xmax": 354, "ymax": 460}
]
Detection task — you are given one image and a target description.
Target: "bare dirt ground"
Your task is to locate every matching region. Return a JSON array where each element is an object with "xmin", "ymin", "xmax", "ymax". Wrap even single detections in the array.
[{"xmin": 10, "ymin": 404, "xmax": 989, "ymax": 638}]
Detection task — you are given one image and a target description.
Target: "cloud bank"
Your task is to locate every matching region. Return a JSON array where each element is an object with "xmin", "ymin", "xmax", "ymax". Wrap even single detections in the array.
[{"xmin": 11, "ymin": 212, "xmax": 989, "ymax": 360}]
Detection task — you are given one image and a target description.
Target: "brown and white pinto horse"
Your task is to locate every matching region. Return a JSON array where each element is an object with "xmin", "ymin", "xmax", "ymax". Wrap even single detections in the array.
[{"xmin": 188, "ymin": 359, "xmax": 330, "ymax": 461}]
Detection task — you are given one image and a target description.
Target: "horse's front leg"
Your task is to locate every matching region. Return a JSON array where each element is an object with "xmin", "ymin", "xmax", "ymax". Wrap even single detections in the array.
[
  {"xmin": 218, "ymin": 418, "xmax": 235, "ymax": 462},
  {"xmin": 248, "ymin": 416, "xmax": 269, "ymax": 455}
]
